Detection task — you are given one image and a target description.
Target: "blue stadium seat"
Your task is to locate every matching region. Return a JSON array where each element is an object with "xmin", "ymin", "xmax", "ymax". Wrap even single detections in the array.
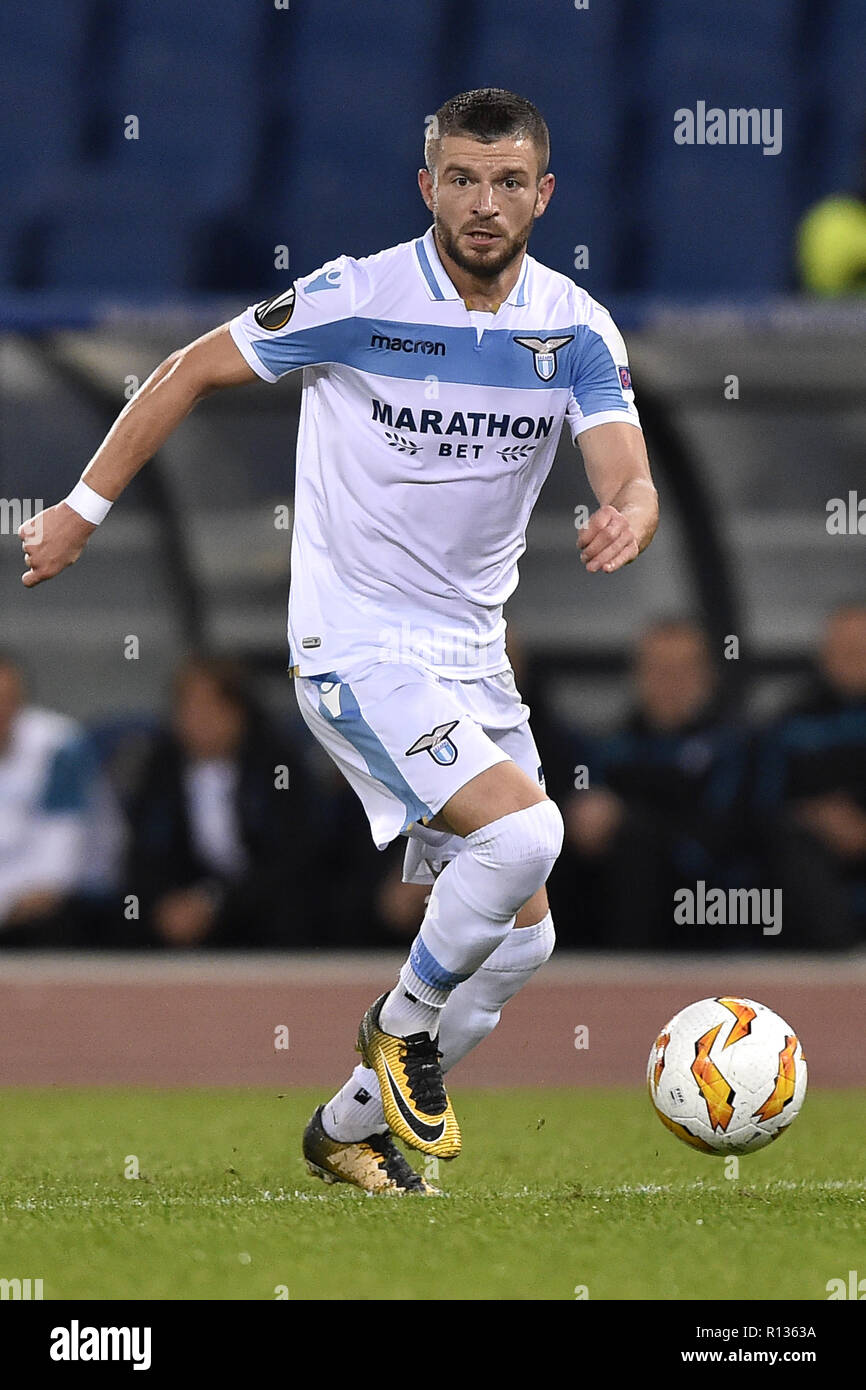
[
  {"xmin": 0, "ymin": 7, "xmax": 88, "ymax": 71},
  {"xmin": 635, "ymin": 104, "xmax": 794, "ymax": 294},
  {"xmin": 465, "ymin": 0, "xmax": 625, "ymax": 292},
  {"xmin": 92, "ymin": 0, "xmax": 262, "ymax": 209},
  {"xmin": 29, "ymin": 172, "xmax": 198, "ymax": 293},
  {"xmin": 0, "ymin": 10, "xmax": 90, "ymax": 287},
  {"xmin": 0, "ymin": 10, "xmax": 86, "ymax": 193},
  {"xmin": 631, "ymin": 0, "xmax": 798, "ymax": 293},
  {"xmin": 643, "ymin": 0, "xmax": 794, "ymax": 82},
  {"xmin": 257, "ymin": 3, "xmax": 451, "ymax": 275},
  {"xmin": 819, "ymin": 0, "xmax": 866, "ymax": 189},
  {"xmin": 0, "ymin": 0, "xmax": 855, "ymax": 299}
]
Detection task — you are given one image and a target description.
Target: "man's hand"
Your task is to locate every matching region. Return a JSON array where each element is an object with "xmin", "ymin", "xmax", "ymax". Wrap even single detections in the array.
[
  {"xmin": 19, "ymin": 503, "xmax": 97, "ymax": 588},
  {"xmin": 577, "ymin": 504, "xmax": 640, "ymax": 574},
  {"xmin": 565, "ymin": 787, "xmax": 625, "ymax": 856},
  {"xmin": 154, "ymin": 886, "xmax": 218, "ymax": 947},
  {"xmin": 576, "ymin": 420, "xmax": 658, "ymax": 570},
  {"xmin": 794, "ymin": 793, "xmax": 866, "ymax": 860},
  {"xmin": 5, "ymin": 889, "xmax": 65, "ymax": 925}
]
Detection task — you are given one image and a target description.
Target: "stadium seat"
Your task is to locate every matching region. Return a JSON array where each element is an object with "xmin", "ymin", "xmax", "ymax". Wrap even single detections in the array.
[
  {"xmin": 27, "ymin": 173, "xmax": 198, "ymax": 293},
  {"xmin": 635, "ymin": 122, "xmax": 794, "ymax": 293},
  {"xmin": 0, "ymin": 9, "xmax": 87, "ymax": 281},
  {"xmin": 631, "ymin": 0, "xmax": 797, "ymax": 293},
  {"xmin": 256, "ymin": 2, "xmax": 449, "ymax": 275},
  {"xmin": 465, "ymin": 0, "xmax": 624, "ymax": 293},
  {"xmin": 88, "ymin": 0, "xmax": 262, "ymax": 208},
  {"xmin": 819, "ymin": 0, "xmax": 866, "ymax": 190},
  {"xmin": 0, "ymin": 1, "xmax": 858, "ymax": 301}
]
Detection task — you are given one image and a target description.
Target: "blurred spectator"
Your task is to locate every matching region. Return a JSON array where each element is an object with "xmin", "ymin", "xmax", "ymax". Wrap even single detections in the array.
[
  {"xmin": 123, "ymin": 655, "xmax": 315, "ymax": 948},
  {"xmin": 555, "ymin": 619, "xmax": 750, "ymax": 948},
  {"xmin": 303, "ymin": 757, "xmax": 424, "ymax": 948},
  {"xmin": 374, "ymin": 858, "xmax": 428, "ymax": 941},
  {"xmin": 0, "ymin": 653, "xmax": 93, "ymax": 945},
  {"xmin": 502, "ymin": 625, "xmax": 576, "ymax": 805},
  {"xmin": 752, "ymin": 605, "xmax": 866, "ymax": 947}
]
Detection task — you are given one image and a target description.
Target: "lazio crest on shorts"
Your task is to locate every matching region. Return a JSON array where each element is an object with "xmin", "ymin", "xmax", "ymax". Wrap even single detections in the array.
[{"xmin": 405, "ymin": 720, "xmax": 460, "ymax": 766}]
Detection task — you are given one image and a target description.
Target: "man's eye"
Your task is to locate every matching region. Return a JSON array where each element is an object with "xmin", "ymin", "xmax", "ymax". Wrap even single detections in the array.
[
  {"xmin": 504, "ymin": 179, "xmax": 520, "ymax": 190},
  {"xmin": 454, "ymin": 176, "xmax": 469, "ymax": 186}
]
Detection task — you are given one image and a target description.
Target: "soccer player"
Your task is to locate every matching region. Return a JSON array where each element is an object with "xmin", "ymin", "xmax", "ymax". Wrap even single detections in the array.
[{"xmin": 20, "ymin": 89, "xmax": 658, "ymax": 1194}]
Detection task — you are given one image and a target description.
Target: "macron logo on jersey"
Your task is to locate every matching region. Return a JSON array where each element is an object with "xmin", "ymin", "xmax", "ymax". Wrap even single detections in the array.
[{"xmin": 370, "ymin": 332, "xmax": 446, "ymax": 356}]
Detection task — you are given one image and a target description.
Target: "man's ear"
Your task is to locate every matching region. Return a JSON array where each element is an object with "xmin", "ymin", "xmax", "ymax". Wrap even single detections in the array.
[
  {"xmin": 535, "ymin": 171, "xmax": 555, "ymax": 219},
  {"xmin": 418, "ymin": 168, "xmax": 435, "ymax": 212}
]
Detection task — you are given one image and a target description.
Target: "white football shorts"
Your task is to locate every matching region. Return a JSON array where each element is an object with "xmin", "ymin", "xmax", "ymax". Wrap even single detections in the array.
[{"xmin": 293, "ymin": 656, "xmax": 545, "ymax": 884}]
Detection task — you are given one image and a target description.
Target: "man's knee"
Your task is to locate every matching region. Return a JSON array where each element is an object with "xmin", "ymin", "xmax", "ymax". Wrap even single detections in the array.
[{"xmin": 451, "ymin": 799, "xmax": 564, "ymax": 919}]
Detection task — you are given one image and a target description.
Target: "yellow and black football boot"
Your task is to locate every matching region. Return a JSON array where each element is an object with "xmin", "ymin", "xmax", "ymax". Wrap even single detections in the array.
[
  {"xmin": 302, "ymin": 1106, "xmax": 439, "ymax": 1195},
  {"xmin": 356, "ymin": 992, "xmax": 461, "ymax": 1159}
]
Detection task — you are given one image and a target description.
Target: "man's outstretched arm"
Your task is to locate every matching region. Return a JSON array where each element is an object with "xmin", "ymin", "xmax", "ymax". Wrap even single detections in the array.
[
  {"xmin": 19, "ymin": 324, "xmax": 256, "ymax": 587},
  {"xmin": 575, "ymin": 420, "xmax": 658, "ymax": 574}
]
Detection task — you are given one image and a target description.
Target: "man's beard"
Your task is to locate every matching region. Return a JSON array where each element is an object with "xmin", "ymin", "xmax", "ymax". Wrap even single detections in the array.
[{"xmin": 434, "ymin": 211, "xmax": 535, "ymax": 281}]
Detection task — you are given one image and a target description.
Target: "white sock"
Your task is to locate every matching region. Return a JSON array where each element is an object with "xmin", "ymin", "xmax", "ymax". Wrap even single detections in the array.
[
  {"xmin": 380, "ymin": 802, "xmax": 563, "ymax": 1040},
  {"xmin": 438, "ymin": 912, "xmax": 556, "ymax": 1070},
  {"xmin": 323, "ymin": 914, "xmax": 556, "ymax": 1140},
  {"xmin": 378, "ymin": 981, "xmax": 445, "ymax": 1040},
  {"xmin": 322, "ymin": 1065, "xmax": 386, "ymax": 1143}
]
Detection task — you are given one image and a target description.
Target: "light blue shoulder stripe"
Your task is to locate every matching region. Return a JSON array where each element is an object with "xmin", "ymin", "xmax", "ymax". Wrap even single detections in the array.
[
  {"xmin": 514, "ymin": 260, "xmax": 528, "ymax": 307},
  {"xmin": 414, "ymin": 237, "xmax": 446, "ymax": 300}
]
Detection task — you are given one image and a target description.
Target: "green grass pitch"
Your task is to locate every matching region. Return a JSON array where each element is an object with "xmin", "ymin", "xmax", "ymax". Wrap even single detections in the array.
[{"xmin": 0, "ymin": 1087, "xmax": 863, "ymax": 1300}]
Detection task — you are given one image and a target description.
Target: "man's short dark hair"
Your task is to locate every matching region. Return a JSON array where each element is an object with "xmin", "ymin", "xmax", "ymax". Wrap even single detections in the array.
[
  {"xmin": 637, "ymin": 617, "xmax": 710, "ymax": 653},
  {"xmin": 425, "ymin": 88, "xmax": 550, "ymax": 178},
  {"xmin": 174, "ymin": 653, "xmax": 260, "ymax": 723}
]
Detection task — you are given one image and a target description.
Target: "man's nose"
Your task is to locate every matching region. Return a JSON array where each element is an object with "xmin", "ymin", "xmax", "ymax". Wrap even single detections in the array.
[{"xmin": 473, "ymin": 184, "xmax": 497, "ymax": 214}]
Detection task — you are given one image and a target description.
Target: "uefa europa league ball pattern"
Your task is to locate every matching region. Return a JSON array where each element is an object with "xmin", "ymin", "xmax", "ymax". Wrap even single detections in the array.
[{"xmin": 647, "ymin": 996, "xmax": 807, "ymax": 1155}]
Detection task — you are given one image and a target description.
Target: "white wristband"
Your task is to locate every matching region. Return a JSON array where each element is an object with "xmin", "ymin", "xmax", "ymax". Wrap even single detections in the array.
[{"xmin": 64, "ymin": 480, "xmax": 113, "ymax": 526}]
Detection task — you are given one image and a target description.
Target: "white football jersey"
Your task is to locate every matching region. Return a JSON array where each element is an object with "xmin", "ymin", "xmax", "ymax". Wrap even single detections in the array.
[{"xmin": 229, "ymin": 226, "xmax": 641, "ymax": 680}]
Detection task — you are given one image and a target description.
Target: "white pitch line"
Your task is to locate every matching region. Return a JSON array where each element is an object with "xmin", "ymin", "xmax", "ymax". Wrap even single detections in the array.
[
  {"xmin": 3, "ymin": 1179, "xmax": 864, "ymax": 1214},
  {"xmin": 611, "ymin": 1179, "xmax": 866, "ymax": 1196},
  {"xmin": 4, "ymin": 1189, "xmax": 333, "ymax": 1212}
]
